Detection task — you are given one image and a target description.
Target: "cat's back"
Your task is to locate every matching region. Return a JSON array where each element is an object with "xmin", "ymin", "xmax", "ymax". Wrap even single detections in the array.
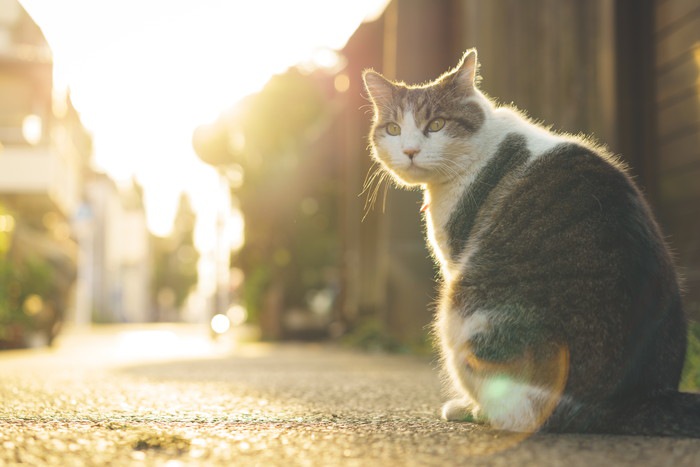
[
  {"xmin": 462, "ymin": 133, "xmax": 670, "ymax": 286},
  {"xmin": 454, "ymin": 133, "xmax": 685, "ymax": 399}
]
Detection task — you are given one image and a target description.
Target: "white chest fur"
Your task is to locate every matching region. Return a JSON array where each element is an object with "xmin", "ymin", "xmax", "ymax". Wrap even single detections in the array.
[
  {"xmin": 423, "ymin": 108, "xmax": 566, "ymax": 281},
  {"xmin": 423, "ymin": 181, "xmax": 469, "ymax": 281}
]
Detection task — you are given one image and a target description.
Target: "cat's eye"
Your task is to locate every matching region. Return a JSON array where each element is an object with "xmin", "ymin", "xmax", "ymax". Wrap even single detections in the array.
[
  {"xmin": 428, "ymin": 118, "xmax": 446, "ymax": 132},
  {"xmin": 386, "ymin": 122, "xmax": 401, "ymax": 136}
]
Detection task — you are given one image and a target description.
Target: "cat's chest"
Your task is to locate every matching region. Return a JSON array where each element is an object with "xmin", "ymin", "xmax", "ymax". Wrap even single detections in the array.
[
  {"xmin": 425, "ymin": 201, "xmax": 453, "ymax": 250},
  {"xmin": 424, "ymin": 187, "xmax": 465, "ymax": 277}
]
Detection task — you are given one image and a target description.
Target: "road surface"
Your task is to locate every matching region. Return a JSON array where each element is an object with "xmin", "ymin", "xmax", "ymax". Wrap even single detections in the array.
[{"xmin": 0, "ymin": 324, "xmax": 698, "ymax": 466}]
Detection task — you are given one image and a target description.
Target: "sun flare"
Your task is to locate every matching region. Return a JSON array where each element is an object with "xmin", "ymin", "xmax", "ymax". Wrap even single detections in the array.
[{"xmin": 19, "ymin": 0, "xmax": 390, "ymax": 239}]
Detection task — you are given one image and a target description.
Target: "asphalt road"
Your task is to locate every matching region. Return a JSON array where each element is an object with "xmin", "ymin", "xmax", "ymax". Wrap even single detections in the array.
[{"xmin": 0, "ymin": 324, "xmax": 698, "ymax": 466}]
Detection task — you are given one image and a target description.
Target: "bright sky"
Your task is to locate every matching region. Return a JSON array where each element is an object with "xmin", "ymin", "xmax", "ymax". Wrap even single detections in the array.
[{"xmin": 19, "ymin": 0, "xmax": 389, "ymax": 251}]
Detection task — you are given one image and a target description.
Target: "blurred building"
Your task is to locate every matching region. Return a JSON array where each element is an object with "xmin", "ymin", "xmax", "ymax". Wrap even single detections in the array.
[
  {"xmin": 0, "ymin": 0, "xmax": 91, "ymax": 345},
  {"xmin": 0, "ymin": 0, "xmax": 89, "ymax": 216},
  {"xmin": 1, "ymin": 1, "xmax": 154, "ymax": 338},
  {"xmin": 75, "ymin": 174, "xmax": 151, "ymax": 324}
]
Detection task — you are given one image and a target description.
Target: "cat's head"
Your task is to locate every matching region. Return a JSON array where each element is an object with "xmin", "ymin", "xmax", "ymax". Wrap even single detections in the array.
[{"xmin": 363, "ymin": 49, "xmax": 487, "ymax": 187}]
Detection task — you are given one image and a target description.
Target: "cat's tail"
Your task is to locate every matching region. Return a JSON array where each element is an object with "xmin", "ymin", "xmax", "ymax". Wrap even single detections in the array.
[
  {"xmin": 608, "ymin": 391, "xmax": 700, "ymax": 437},
  {"xmin": 546, "ymin": 390, "xmax": 700, "ymax": 437}
]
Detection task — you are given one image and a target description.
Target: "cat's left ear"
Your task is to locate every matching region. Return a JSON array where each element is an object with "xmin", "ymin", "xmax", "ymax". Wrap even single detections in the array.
[{"xmin": 449, "ymin": 49, "xmax": 478, "ymax": 93}]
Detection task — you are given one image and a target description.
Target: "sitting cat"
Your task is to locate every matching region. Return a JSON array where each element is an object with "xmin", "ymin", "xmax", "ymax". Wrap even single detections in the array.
[{"xmin": 363, "ymin": 49, "xmax": 700, "ymax": 436}]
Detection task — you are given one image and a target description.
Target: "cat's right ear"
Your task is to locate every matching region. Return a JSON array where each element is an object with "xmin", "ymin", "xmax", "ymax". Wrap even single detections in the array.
[
  {"xmin": 363, "ymin": 70, "xmax": 394, "ymax": 105},
  {"xmin": 450, "ymin": 49, "xmax": 479, "ymax": 93}
]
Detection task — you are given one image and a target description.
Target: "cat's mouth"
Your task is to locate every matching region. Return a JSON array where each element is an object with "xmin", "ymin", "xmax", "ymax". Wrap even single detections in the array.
[
  {"xmin": 404, "ymin": 158, "xmax": 424, "ymax": 169},
  {"xmin": 396, "ymin": 161, "xmax": 431, "ymax": 183},
  {"xmin": 405, "ymin": 161, "xmax": 430, "ymax": 174}
]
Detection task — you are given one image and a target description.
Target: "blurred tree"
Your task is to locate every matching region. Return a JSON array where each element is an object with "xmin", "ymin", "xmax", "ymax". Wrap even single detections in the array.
[
  {"xmin": 0, "ymin": 254, "xmax": 52, "ymax": 348},
  {"xmin": 1, "ymin": 202, "xmax": 72, "ymax": 348},
  {"xmin": 0, "ymin": 202, "xmax": 17, "ymax": 344},
  {"xmin": 151, "ymin": 193, "xmax": 199, "ymax": 321},
  {"xmin": 194, "ymin": 68, "xmax": 339, "ymax": 339}
]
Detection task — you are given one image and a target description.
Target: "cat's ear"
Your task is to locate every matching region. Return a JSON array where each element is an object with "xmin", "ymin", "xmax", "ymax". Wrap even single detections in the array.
[
  {"xmin": 449, "ymin": 49, "xmax": 478, "ymax": 93},
  {"xmin": 363, "ymin": 70, "xmax": 395, "ymax": 104}
]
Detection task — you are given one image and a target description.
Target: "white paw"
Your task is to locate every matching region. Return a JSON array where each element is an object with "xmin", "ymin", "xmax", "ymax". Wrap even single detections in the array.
[
  {"xmin": 478, "ymin": 376, "xmax": 544, "ymax": 432},
  {"xmin": 441, "ymin": 398, "xmax": 481, "ymax": 422}
]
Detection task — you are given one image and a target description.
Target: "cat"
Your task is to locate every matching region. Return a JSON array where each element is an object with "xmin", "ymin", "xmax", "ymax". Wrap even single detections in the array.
[{"xmin": 363, "ymin": 49, "xmax": 700, "ymax": 437}]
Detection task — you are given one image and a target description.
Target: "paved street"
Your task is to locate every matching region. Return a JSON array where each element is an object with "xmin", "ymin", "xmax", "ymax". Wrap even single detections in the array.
[{"xmin": 0, "ymin": 324, "xmax": 699, "ymax": 466}]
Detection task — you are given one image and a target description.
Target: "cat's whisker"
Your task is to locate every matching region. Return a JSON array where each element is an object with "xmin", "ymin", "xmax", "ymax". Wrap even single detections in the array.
[
  {"xmin": 437, "ymin": 158, "xmax": 463, "ymax": 174},
  {"xmin": 361, "ymin": 164, "xmax": 382, "ymax": 194},
  {"xmin": 363, "ymin": 174, "xmax": 380, "ymax": 210},
  {"xmin": 437, "ymin": 166, "xmax": 459, "ymax": 182},
  {"xmin": 380, "ymin": 171, "xmax": 390, "ymax": 213},
  {"xmin": 364, "ymin": 173, "xmax": 385, "ymax": 219},
  {"xmin": 369, "ymin": 173, "xmax": 383, "ymax": 209},
  {"xmin": 427, "ymin": 157, "xmax": 465, "ymax": 182},
  {"xmin": 361, "ymin": 163, "xmax": 393, "ymax": 220}
]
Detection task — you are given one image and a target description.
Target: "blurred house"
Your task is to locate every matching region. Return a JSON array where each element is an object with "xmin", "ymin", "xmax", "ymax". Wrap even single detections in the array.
[
  {"xmin": 0, "ymin": 0, "xmax": 89, "ymax": 216},
  {"xmin": 1, "ymin": 1, "xmax": 153, "ymax": 337},
  {"xmin": 75, "ymin": 174, "xmax": 151, "ymax": 324},
  {"xmin": 0, "ymin": 0, "xmax": 91, "ymax": 345}
]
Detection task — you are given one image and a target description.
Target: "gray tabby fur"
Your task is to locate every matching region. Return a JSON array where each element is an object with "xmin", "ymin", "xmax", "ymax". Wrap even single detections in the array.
[{"xmin": 363, "ymin": 49, "xmax": 699, "ymax": 436}]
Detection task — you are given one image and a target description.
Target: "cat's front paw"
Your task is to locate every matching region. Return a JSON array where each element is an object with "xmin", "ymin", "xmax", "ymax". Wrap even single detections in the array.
[{"xmin": 441, "ymin": 398, "xmax": 483, "ymax": 423}]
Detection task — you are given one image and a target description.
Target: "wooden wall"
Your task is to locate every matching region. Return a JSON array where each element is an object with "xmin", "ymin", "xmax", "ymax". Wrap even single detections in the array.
[
  {"xmin": 337, "ymin": 0, "xmax": 700, "ymax": 343},
  {"xmin": 655, "ymin": 0, "xmax": 700, "ymax": 318},
  {"xmin": 454, "ymin": 0, "xmax": 618, "ymax": 149}
]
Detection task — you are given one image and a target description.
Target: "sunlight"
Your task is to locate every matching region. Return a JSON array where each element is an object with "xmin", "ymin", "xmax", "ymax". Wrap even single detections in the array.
[
  {"xmin": 20, "ymin": 0, "xmax": 390, "ymax": 237},
  {"xmin": 21, "ymin": 114, "xmax": 42, "ymax": 145},
  {"xmin": 210, "ymin": 314, "xmax": 231, "ymax": 335},
  {"xmin": 694, "ymin": 42, "xmax": 700, "ymax": 97},
  {"xmin": 16, "ymin": 0, "xmax": 390, "ymax": 314}
]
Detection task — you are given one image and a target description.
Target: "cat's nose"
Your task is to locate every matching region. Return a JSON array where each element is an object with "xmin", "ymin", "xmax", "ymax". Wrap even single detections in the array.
[{"xmin": 403, "ymin": 148, "xmax": 420, "ymax": 159}]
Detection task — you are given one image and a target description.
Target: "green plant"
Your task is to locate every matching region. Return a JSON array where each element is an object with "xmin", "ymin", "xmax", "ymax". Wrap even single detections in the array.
[
  {"xmin": 1, "ymin": 214, "xmax": 56, "ymax": 344},
  {"xmin": 680, "ymin": 321, "xmax": 700, "ymax": 392}
]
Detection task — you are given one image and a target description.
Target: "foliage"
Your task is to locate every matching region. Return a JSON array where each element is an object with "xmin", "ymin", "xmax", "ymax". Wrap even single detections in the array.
[
  {"xmin": 680, "ymin": 321, "xmax": 700, "ymax": 392},
  {"xmin": 151, "ymin": 194, "xmax": 199, "ymax": 314},
  {"xmin": 196, "ymin": 68, "xmax": 339, "ymax": 336},
  {"xmin": 241, "ymin": 264, "xmax": 270, "ymax": 325},
  {"xmin": 341, "ymin": 318, "xmax": 405, "ymax": 353},
  {"xmin": 0, "ymin": 204, "xmax": 10, "ymax": 317},
  {"xmin": 0, "ymin": 251, "xmax": 54, "ymax": 342},
  {"xmin": 1, "ymin": 200, "xmax": 78, "ymax": 346},
  {"xmin": 236, "ymin": 69, "xmax": 329, "ymax": 167},
  {"xmin": 341, "ymin": 317, "xmax": 435, "ymax": 355},
  {"xmin": 0, "ymin": 261, "xmax": 18, "ymax": 328}
]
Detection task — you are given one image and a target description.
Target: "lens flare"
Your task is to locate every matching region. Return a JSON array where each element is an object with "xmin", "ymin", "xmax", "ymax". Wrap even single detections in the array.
[
  {"xmin": 456, "ymin": 343, "xmax": 570, "ymax": 455},
  {"xmin": 210, "ymin": 314, "xmax": 231, "ymax": 335}
]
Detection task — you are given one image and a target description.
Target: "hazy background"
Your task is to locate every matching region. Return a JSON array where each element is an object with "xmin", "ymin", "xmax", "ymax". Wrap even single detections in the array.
[{"xmin": 1, "ymin": 0, "xmax": 698, "ymax": 356}]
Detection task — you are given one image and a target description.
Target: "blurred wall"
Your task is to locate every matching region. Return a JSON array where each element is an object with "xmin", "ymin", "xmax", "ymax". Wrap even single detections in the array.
[
  {"xmin": 336, "ymin": 0, "xmax": 700, "ymax": 344},
  {"xmin": 653, "ymin": 0, "xmax": 700, "ymax": 318}
]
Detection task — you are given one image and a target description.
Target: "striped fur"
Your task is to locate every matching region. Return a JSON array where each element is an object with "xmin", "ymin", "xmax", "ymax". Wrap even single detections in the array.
[{"xmin": 364, "ymin": 49, "xmax": 700, "ymax": 436}]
